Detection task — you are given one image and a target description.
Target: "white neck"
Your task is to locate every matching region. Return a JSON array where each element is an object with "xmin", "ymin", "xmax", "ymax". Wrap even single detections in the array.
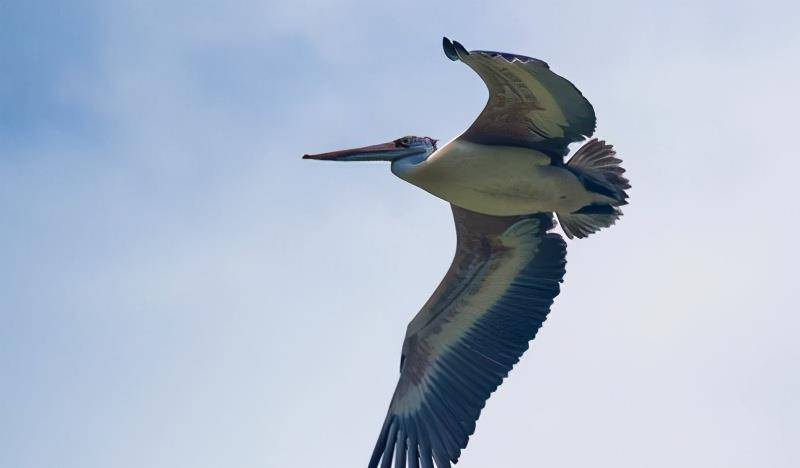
[{"xmin": 390, "ymin": 151, "xmax": 432, "ymax": 181}]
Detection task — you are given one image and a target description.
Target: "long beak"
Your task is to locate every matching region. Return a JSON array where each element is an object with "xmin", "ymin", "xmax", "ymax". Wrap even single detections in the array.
[{"xmin": 303, "ymin": 141, "xmax": 415, "ymax": 162}]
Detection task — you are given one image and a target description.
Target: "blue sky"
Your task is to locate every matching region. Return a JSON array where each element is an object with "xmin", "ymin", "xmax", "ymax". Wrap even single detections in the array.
[{"xmin": 2, "ymin": 1, "xmax": 799, "ymax": 467}]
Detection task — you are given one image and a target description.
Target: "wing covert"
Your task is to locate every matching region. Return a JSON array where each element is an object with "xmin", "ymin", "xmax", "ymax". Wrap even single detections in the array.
[{"xmin": 368, "ymin": 206, "xmax": 567, "ymax": 468}]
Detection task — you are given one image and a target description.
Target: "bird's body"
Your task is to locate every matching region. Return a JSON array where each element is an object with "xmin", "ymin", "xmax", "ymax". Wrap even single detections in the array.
[
  {"xmin": 303, "ymin": 37, "xmax": 630, "ymax": 468},
  {"xmin": 392, "ymin": 138, "xmax": 607, "ymax": 216}
]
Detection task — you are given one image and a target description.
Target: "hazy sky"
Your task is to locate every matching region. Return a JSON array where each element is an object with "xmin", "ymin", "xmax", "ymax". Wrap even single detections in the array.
[{"xmin": 2, "ymin": 1, "xmax": 799, "ymax": 467}]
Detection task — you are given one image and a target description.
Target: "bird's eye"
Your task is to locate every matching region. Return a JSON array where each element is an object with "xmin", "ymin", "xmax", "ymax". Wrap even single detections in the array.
[{"xmin": 400, "ymin": 138, "xmax": 411, "ymax": 146}]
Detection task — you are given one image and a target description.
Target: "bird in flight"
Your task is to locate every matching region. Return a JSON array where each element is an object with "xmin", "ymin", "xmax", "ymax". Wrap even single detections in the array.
[{"xmin": 303, "ymin": 37, "xmax": 630, "ymax": 468}]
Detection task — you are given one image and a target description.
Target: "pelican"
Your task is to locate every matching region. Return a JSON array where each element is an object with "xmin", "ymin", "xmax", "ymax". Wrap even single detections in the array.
[{"xmin": 303, "ymin": 38, "xmax": 630, "ymax": 468}]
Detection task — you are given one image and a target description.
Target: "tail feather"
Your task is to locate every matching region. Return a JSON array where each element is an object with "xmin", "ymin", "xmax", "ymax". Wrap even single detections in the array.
[
  {"xmin": 567, "ymin": 138, "xmax": 630, "ymax": 203},
  {"xmin": 557, "ymin": 210, "xmax": 621, "ymax": 239},
  {"xmin": 558, "ymin": 138, "xmax": 630, "ymax": 239}
]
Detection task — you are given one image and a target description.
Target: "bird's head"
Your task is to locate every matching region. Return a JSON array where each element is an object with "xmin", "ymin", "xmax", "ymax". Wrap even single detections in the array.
[{"xmin": 303, "ymin": 136, "xmax": 437, "ymax": 163}]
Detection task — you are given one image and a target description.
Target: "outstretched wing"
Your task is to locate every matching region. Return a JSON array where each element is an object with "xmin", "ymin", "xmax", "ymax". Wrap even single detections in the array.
[
  {"xmin": 444, "ymin": 37, "xmax": 595, "ymax": 157},
  {"xmin": 368, "ymin": 206, "xmax": 567, "ymax": 468}
]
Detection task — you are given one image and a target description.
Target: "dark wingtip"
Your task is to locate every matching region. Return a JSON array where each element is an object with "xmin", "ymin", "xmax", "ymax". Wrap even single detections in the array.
[
  {"xmin": 452, "ymin": 40, "xmax": 469, "ymax": 57},
  {"xmin": 442, "ymin": 37, "xmax": 459, "ymax": 61}
]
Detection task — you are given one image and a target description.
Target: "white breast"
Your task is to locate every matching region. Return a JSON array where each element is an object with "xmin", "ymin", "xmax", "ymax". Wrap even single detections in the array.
[{"xmin": 392, "ymin": 139, "xmax": 591, "ymax": 216}]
